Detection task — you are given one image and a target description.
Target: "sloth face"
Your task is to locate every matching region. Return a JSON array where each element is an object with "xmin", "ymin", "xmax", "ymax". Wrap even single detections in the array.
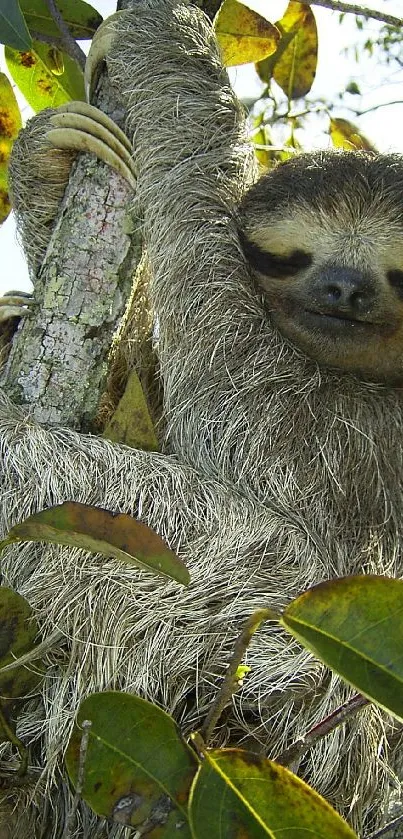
[{"xmin": 239, "ymin": 151, "xmax": 403, "ymax": 385}]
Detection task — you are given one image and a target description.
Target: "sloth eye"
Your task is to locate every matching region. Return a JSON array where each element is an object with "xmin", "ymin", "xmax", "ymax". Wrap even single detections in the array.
[
  {"xmin": 388, "ymin": 269, "xmax": 403, "ymax": 297},
  {"xmin": 239, "ymin": 230, "xmax": 312, "ymax": 278}
]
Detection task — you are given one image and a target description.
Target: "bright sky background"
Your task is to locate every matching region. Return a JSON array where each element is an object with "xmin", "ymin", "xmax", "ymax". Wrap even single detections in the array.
[{"xmin": 0, "ymin": 0, "xmax": 402, "ymax": 294}]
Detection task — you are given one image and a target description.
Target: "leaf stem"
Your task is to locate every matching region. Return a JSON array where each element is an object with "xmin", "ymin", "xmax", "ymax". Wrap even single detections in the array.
[
  {"xmin": 44, "ymin": 0, "xmax": 86, "ymax": 69},
  {"xmin": 0, "ymin": 705, "xmax": 28, "ymax": 776},
  {"xmin": 275, "ymin": 693, "xmax": 369, "ymax": 768},
  {"xmin": 63, "ymin": 719, "xmax": 91, "ymax": 839},
  {"xmin": 200, "ymin": 608, "xmax": 278, "ymax": 745}
]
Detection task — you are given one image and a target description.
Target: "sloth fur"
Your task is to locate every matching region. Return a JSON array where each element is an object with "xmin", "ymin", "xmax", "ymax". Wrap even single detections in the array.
[{"xmin": 1, "ymin": 0, "xmax": 403, "ymax": 836}]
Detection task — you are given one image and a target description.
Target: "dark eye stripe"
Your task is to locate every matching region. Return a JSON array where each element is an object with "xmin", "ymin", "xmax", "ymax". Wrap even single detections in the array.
[
  {"xmin": 388, "ymin": 269, "xmax": 403, "ymax": 300},
  {"xmin": 239, "ymin": 229, "xmax": 312, "ymax": 278}
]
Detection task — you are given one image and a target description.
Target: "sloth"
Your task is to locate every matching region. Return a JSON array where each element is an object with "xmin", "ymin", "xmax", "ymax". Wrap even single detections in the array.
[{"xmin": 1, "ymin": 1, "xmax": 403, "ymax": 837}]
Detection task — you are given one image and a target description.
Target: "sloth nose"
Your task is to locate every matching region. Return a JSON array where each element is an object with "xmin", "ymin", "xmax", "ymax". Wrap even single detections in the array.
[{"xmin": 310, "ymin": 265, "xmax": 375, "ymax": 318}]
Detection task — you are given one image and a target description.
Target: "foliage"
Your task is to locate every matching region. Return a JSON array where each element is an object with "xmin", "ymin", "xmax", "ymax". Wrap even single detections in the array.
[{"xmin": 61, "ymin": 574, "xmax": 403, "ymax": 835}]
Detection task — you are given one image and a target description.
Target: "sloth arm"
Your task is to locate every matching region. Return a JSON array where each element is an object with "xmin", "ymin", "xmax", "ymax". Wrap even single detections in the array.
[{"xmin": 45, "ymin": 1, "xmax": 254, "ymax": 412}]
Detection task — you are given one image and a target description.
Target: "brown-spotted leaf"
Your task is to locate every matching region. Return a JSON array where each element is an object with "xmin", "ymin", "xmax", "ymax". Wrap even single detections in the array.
[
  {"xmin": 66, "ymin": 692, "xmax": 198, "ymax": 835},
  {"xmin": 103, "ymin": 370, "xmax": 159, "ymax": 451},
  {"xmin": 20, "ymin": 0, "xmax": 102, "ymax": 41},
  {"xmin": 257, "ymin": 1, "xmax": 317, "ymax": 100},
  {"xmin": 189, "ymin": 748, "xmax": 357, "ymax": 837},
  {"xmin": 282, "ymin": 575, "xmax": 403, "ymax": 722},
  {"xmin": 329, "ymin": 117, "xmax": 376, "ymax": 151},
  {"xmin": 0, "ymin": 501, "xmax": 189, "ymax": 585},
  {"xmin": 0, "ymin": 72, "xmax": 22, "ymax": 224},
  {"xmin": 5, "ymin": 40, "xmax": 84, "ymax": 112},
  {"xmin": 214, "ymin": 0, "xmax": 279, "ymax": 67}
]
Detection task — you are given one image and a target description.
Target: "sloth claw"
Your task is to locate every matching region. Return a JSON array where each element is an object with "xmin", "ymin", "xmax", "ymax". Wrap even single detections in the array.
[
  {"xmin": 0, "ymin": 292, "xmax": 32, "ymax": 324},
  {"xmin": 45, "ymin": 101, "xmax": 136, "ymax": 189},
  {"xmin": 85, "ymin": 11, "xmax": 124, "ymax": 102}
]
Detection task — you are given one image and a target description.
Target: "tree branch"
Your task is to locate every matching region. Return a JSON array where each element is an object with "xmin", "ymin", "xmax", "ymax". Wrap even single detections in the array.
[
  {"xmin": 200, "ymin": 608, "xmax": 277, "ymax": 745},
  {"xmin": 355, "ymin": 99, "xmax": 403, "ymax": 115},
  {"xmin": 30, "ymin": 29, "xmax": 67, "ymax": 50},
  {"xmin": 44, "ymin": 0, "xmax": 86, "ymax": 69},
  {"xmin": 302, "ymin": 0, "xmax": 403, "ymax": 28},
  {"xmin": 275, "ymin": 694, "xmax": 369, "ymax": 767},
  {"xmin": 364, "ymin": 814, "xmax": 403, "ymax": 839}
]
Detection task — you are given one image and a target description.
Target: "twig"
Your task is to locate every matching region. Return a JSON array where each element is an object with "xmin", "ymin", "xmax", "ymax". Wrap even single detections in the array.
[
  {"xmin": 63, "ymin": 719, "xmax": 91, "ymax": 839},
  {"xmin": 200, "ymin": 608, "xmax": 278, "ymax": 745},
  {"xmin": 44, "ymin": 0, "xmax": 86, "ymax": 69},
  {"xmin": 355, "ymin": 99, "xmax": 403, "ymax": 116},
  {"xmin": 0, "ymin": 705, "xmax": 28, "ymax": 776},
  {"xmin": 275, "ymin": 693, "xmax": 369, "ymax": 768},
  {"xmin": 30, "ymin": 30, "xmax": 66, "ymax": 50},
  {"xmin": 302, "ymin": 0, "xmax": 403, "ymax": 28},
  {"xmin": 364, "ymin": 814, "xmax": 403, "ymax": 839}
]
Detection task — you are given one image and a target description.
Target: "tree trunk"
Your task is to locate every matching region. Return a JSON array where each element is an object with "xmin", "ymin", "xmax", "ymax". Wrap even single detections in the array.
[{"xmin": 1, "ymin": 53, "xmax": 140, "ymax": 431}]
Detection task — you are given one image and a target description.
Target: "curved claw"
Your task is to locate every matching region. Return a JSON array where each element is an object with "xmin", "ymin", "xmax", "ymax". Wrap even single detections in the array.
[
  {"xmin": 0, "ymin": 292, "xmax": 33, "ymax": 324},
  {"xmin": 85, "ymin": 11, "xmax": 124, "ymax": 103},
  {"xmin": 57, "ymin": 102, "xmax": 132, "ymax": 154},
  {"xmin": 46, "ymin": 103, "xmax": 136, "ymax": 188}
]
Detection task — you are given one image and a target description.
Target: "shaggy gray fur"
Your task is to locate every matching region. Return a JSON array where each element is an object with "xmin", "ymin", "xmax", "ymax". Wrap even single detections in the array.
[{"xmin": 1, "ymin": 1, "xmax": 402, "ymax": 835}]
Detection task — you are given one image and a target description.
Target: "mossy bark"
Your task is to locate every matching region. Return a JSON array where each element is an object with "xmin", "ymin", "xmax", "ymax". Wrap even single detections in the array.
[{"xmin": 1, "ymin": 74, "xmax": 140, "ymax": 431}]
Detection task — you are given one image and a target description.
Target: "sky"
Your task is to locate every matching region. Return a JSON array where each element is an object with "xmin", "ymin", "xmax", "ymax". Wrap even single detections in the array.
[{"xmin": 0, "ymin": 0, "xmax": 402, "ymax": 294}]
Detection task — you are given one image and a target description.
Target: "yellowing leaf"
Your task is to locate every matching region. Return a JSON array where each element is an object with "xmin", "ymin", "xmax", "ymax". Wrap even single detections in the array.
[
  {"xmin": 0, "ymin": 501, "xmax": 190, "ymax": 586},
  {"xmin": 66, "ymin": 692, "xmax": 198, "ymax": 833},
  {"xmin": 0, "ymin": 72, "xmax": 22, "ymax": 224},
  {"xmin": 257, "ymin": 0, "xmax": 317, "ymax": 100},
  {"xmin": 189, "ymin": 749, "xmax": 357, "ymax": 837},
  {"xmin": 103, "ymin": 370, "xmax": 159, "ymax": 451},
  {"xmin": 282, "ymin": 575, "xmax": 403, "ymax": 722},
  {"xmin": 329, "ymin": 117, "xmax": 376, "ymax": 151},
  {"xmin": 5, "ymin": 39, "xmax": 84, "ymax": 112},
  {"xmin": 214, "ymin": 0, "xmax": 279, "ymax": 67}
]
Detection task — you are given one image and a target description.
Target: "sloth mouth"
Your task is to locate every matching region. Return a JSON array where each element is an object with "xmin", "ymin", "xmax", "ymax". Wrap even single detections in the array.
[{"xmin": 303, "ymin": 309, "xmax": 374, "ymax": 329}]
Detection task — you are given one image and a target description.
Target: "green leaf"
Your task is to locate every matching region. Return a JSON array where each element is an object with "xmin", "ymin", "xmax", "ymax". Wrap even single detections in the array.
[
  {"xmin": 0, "ymin": 586, "xmax": 43, "ymax": 772},
  {"xmin": 257, "ymin": 0, "xmax": 318, "ymax": 100},
  {"xmin": 20, "ymin": 0, "xmax": 102, "ymax": 41},
  {"xmin": 0, "ymin": 0, "xmax": 31, "ymax": 50},
  {"xmin": 66, "ymin": 692, "xmax": 198, "ymax": 834},
  {"xmin": 189, "ymin": 749, "xmax": 357, "ymax": 838},
  {"xmin": 0, "ymin": 72, "xmax": 22, "ymax": 224},
  {"xmin": 0, "ymin": 586, "xmax": 42, "ymax": 698},
  {"xmin": 282, "ymin": 575, "xmax": 403, "ymax": 722},
  {"xmin": 5, "ymin": 40, "xmax": 84, "ymax": 111},
  {"xmin": 0, "ymin": 501, "xmax": 190, "ymax": 586},
  {"xmin": 214, "ymin": 0, "xmax": 279, "ymax": 67}
]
